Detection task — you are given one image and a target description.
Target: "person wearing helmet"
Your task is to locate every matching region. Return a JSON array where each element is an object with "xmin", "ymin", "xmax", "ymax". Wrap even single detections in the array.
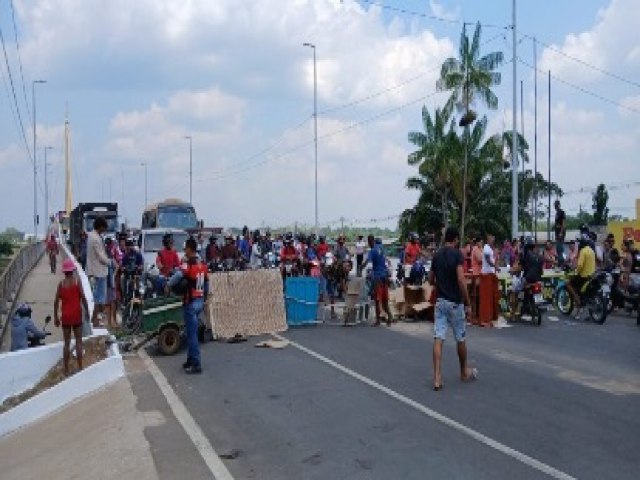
[
  {"xmin": 54, "ymin": 259, "xmax": 89, "ymax": 374},
  {"xmin": 280, "ymin": 233, "xmax": 298, "ymax": 272},
  {"xmin": 567, "ymin": 235, "xmax": 596, "ymax": 319},
  {"xmin": 404, "ymin": 233, "xmax": 422, "ymax": 266},
  {"xmin": 10, "ymin": 304, "xmax": 46, "ymax": 352}
]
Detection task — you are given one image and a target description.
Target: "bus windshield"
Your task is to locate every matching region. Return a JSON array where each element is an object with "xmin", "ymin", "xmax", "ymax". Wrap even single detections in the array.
[{"xmin": 157, "ymin": 205, "xmax": 198, "ymax": 230}]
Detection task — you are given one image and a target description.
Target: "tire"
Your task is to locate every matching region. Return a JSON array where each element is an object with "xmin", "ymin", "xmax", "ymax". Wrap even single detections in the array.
[
  {"xmin": 528, "ymin": 298, "xmax": 543, "ymax": 326},
  {"xmin": 121, "ymin": 303, "xmax": 142, "ymax": 334},
  {"xmin": 588, "ymin": 293, "xmax": 608, "ymax": 325},
  {"xmin": 556, "ymin": 286, "xmax": 573, "ymax": 315},
  {"xmin": 158, "ymin": 327, "xmax": 181, "ymax": 355}
]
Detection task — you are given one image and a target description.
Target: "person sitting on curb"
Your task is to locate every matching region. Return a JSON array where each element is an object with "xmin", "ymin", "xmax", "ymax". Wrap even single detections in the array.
[{"xmin": 10, "ymin": 303, "xmax": 46, "ymax": 351}]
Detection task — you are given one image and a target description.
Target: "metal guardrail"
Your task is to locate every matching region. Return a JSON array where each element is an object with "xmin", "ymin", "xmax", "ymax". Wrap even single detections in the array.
[{"xmin": 0, "ymin": 242, "xmax": 46, "ymax": 347}]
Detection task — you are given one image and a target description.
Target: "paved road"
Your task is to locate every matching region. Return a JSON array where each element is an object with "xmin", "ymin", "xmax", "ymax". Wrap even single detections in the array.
[{"xmin": 142, "ymin": 313, "xmax": 640, "ymax": 479}]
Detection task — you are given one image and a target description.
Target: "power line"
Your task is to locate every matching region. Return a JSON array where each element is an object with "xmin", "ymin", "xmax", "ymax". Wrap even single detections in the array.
[
  {"xmin": 0, "ymin": 22, "xmax": 33, "ymax": 165},
  {"xmin": 518, "ymin": 58, "xmax": 640, "ymax": 115},
  {"xmin": 9, "ymin": 0, "xmax": 32, "ymax": 124},
  {"xmin": 320, "ymin": 31, "xmax": 506, "ymax": 116},
  {"xmin": 522, "ymin": 34, "xmax": 640, "ymax": 90},
  {"xmin": 358, "ymin": 0, "xmax": 507, "ymax": 29}
]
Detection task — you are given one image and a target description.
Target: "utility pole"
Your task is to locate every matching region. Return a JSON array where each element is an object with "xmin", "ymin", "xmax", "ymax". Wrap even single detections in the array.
[
  {"xmin": 32, "ymin": 79, "xmax": 46, "ymax": 239},
  {"xmin": 511, "ymin": 0, "xmax": 519, "ymax": 239},
  {"xmin": 534, "ymin": 37, "xmax": 538, "ymax": 241},
  {"xmin": 44, "ymin": 146, "xmax": 53, "ymax": 229},
  {"xmin": 547, "ymin": 70, "xmax": 552, "ymax": 241},
  {"xmin": 303, "ymin": 43, "xmax": 319, "ymax": 236}
]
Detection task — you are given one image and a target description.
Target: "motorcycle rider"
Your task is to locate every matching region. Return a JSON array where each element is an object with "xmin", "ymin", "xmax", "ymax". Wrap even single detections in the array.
[
  {"xmin": 157, "ymin": 234, "xmax": 181, "ymax": 277},
  {"xmin": 205, "ymin": 235, "xmax": 221, "ymax": 264},
  {"xmin": 508, "ymin": 237, "xmax": 543, "ymax": 320},
  {"xmin": 566, "ymin": 235, "xmax": 596, "ymax": 320},
  {"xmin": 316, "ymin": 235, "xmax": 329, "ymax": 259},
  {"xmin": 220, "ymin": 233, "xmax": 241, "ymax": 267},
  {"xmin": 280, "ymin": 233, "xmax": 299, "ymax": 278},
  {"xmin": 624, "ymin": 239, "xmax": 640, "ymax": 293},
  {"xmin": 121, "ymin": 239, "xmax": 144, "ymax": 300},
  {"xmin": 404, "ymin": 232, "xmax": 422, "ymax": 266},
  {"xmin": 10, "ymin": 303, "xmax": 46, "ymax": 351},
  {"xmin": 334, "ymin": 235, "xmax": 350, "ymax": 262}
]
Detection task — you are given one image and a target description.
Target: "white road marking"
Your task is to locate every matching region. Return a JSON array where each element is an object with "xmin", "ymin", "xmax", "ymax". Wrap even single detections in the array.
[
  {"xmin": 139, "ymin": 349, "xmax": 235, "ymax": 480},
  {"xmin": 273, "ymin": 333, "xmax": 576, "ymax": 480}
]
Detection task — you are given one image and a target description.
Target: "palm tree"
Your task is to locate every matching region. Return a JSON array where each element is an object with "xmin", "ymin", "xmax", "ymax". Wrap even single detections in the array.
[
  {"xmin": 437, "ymin": 22, "xmax": 504, "ymax": 240},
  {"xmin": 407, "ymin": 98, "xmax": 457, "ymax": 229}
]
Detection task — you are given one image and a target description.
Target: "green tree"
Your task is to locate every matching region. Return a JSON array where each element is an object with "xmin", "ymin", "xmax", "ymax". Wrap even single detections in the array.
[
  {"xmin": 592, "ymin": 183, "xmax": 609, "ymax": 225},
  {"xmin": 436, "ymin": 22, "xmax": 504, "ymax": 239},
  {"xmin": 407, "ymin": 98, "xmax": 457, "ymax": 229}
]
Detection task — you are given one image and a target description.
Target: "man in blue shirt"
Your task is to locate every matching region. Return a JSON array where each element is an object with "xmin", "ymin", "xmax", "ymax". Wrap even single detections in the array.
[{"xmin": 361, "ymin": 235, "xmax": 393, "ymax": 326}]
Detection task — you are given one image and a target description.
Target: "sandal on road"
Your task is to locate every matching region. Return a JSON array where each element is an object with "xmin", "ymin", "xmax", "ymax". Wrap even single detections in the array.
[{"xmin": 461, "ymin": 368, "xmax": 478, "ymax": 383}]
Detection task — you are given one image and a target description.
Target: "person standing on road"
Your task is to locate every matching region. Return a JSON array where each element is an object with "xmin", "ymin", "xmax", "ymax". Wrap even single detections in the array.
[
  {"xmin": 46, "ymin": 233, "xmax": 59, "ymax": 274},
  {"xmin": 428, "ymin": 227, "xmax": 477, "ymax": 391},
  {"xmin": 86, "ymin": 217, "xmax": 111, "ymax": 327},
  {"xmin": 554, "ymin": 200, "xmax": 566, "ymax": 267},
  {"xmin": 361, "ymin": 235, "xmax": 393, "ymax": 326},
  {"xmin": 167, "ymin": 237, "xmax": 208, "ymax": 374},
  {"xmin": 355, "ymin": 235, "xmax": 366, "ymax": 276},
  {"xmin": 54, "ymin": 259, "xmax": 89, "ymax": 375}
]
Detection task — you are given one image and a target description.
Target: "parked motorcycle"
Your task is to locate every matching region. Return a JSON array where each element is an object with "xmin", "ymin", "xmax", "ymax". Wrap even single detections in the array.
[
  {"xmin": 28, "ymin": 315, "xmax": 52, "ymax": 348},
  {"xmin": 556, "ymin": 270, "xmax": 609, "ymax": 324},
  {"xmin": 121, "ymin": 274, "xmax": 145, "ymax": 334},
  {"xmin": 608, "ymin": 268, "xmax": 640, "ymax": 324}
]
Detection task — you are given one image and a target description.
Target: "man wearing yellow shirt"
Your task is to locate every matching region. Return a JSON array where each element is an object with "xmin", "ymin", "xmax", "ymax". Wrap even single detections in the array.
[{"xmin": 567, "ymin": 238, "xmax": 596, "ymax": 319}]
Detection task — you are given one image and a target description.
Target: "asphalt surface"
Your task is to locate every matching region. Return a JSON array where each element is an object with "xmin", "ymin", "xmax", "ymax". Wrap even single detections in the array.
[{"xmin": 144, "ymin": 312, "xmax": 640, "ymax": 480}]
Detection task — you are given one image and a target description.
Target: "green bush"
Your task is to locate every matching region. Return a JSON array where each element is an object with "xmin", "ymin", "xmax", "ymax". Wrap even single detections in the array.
[{"xmin": 0, "ymin": 240, "xmax": 13, "ymax": 256}]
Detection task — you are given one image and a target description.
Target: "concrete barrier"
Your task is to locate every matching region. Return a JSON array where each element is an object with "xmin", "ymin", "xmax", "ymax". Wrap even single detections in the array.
[{"xmin": 0, "ymin": 337, "xmax": 124, "ymax": 438}]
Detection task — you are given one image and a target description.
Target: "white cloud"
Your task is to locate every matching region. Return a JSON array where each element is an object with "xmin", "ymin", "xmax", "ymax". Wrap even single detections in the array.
[
  {"xmin": 539, "ymin": 0, "xmax": 640, "ymax": 85},
  {"xmin": 429, "ymin": 0, "xmax": 461, "ymax": 22}
]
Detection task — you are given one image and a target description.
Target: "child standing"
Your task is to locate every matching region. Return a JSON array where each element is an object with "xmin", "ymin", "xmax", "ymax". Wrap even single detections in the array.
[{"xmin": 54, "ymin": 258, "xmax": 89, "ymax": 375}]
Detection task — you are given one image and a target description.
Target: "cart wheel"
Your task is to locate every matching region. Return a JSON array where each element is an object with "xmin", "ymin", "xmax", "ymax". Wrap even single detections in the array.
[{"xmin": 158, "ymin": 327, "xmax": 181, "ymax": 355}]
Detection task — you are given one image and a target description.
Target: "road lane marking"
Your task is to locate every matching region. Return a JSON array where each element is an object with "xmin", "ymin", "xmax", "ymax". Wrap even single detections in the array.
[
  {"xmin": 139, "ymin": 349, "xmax": 235, "ymax": 480},
  {"xmin": 274, "ymin": 333, "xmax": 576, "ymax": 480}
]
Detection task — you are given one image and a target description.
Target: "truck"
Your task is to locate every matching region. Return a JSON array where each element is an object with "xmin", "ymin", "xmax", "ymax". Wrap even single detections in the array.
[{"xmin": 68, "ymin": 202, "xmax": 119, "ymax": 257}]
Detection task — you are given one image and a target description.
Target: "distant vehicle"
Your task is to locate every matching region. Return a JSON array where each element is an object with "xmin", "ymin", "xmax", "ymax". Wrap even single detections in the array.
[
  {"xmin": 138, "ymin": 228, "xmax": 189, "ymax": 273},
  {"xmin": 68, "ymin": 202, "xmax": 118, "ymax": 256},
  {"xmin": 141, "ymin": 199, "xmax": 199, "ymax": 232}
]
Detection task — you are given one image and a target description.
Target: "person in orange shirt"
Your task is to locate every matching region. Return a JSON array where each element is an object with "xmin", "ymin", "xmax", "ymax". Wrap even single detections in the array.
[{"xmin": 404, "ymin": 233, "xmax": 422, "ymax": 265}]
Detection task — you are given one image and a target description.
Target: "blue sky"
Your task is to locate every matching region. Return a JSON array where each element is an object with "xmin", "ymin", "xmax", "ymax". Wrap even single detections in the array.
[{"xmin": 1, "ymin": 0, "xmax": 638, "ymax": 234}]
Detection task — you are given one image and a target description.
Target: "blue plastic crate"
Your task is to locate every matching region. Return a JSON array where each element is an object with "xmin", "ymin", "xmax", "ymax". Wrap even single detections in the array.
[{"xmin": 285, "ymin": 277, "xmax": 320, "ymax": 325}]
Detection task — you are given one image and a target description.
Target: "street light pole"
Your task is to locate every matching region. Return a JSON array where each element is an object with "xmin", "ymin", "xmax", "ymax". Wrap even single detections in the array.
[
  {"xmin": 140, "ymin": 161, "xmax": 148, "ymax": 207},
  {"xmin": 32, "ymin": 79, "xmax": 46, "ymax": 239},
  {"xmin": 44, "ymin": 146, "xmax": 53, "ymax": 230},
  {"xmin": 185, "ymin": 135, "xmax": 193, "ymax": 204},
  {"xmin": 303, "ymin": 42, "xmax": 318, "ymax": 236},
  {"xmin": 511, "ymin": 0, "xmax": 519, "ymax": 239}
]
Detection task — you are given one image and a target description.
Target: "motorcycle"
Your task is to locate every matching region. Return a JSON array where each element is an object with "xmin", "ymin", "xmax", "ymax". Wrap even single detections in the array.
[
  {"xmin": 28, "ymin": 315, "xmax": 52, "ymax": 348},
  {"xmin": 555, "ymin": 270, "xmax": 609, "ymax": 324},
  {"xmin": 121, "ymin": 273, "xmax": 145, "ymax": 334},
  {"xmin": 262, "ymin": 251, "xmax": 278, "ymax": 269},
  {"xmin": 608, "ymin": 268, "xmax": 640, "ymax": 324},
  {"xmin": 513, "ymin": 281, "xmax": 547, "ymax": 326}
]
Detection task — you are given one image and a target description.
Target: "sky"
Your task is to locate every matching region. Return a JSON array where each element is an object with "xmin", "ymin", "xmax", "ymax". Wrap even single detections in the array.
[{"xmin": 0, "ymin": 0, "xmax": 638, "ymax": 235}]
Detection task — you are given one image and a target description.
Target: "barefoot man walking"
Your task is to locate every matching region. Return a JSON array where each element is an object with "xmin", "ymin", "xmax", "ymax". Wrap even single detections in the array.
[{"xmin": 428, "ymin": 226, "xmax": 478, "ymax": 391}]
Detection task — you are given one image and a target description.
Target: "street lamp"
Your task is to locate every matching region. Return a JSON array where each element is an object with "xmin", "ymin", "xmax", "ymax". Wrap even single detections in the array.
[
  {"xmin": 32, "ymin": 79, "xmax": 46, "ymax": 239},
  {"xmin": 184, "ymin": 135, "xmax": 193, "ymax": 204},
  {"xmin": 44, "ymin": 146, "xmax": 53, "ymax": 231},
  {"xmin": 140, "ymin": 161, "xmax": 148, "ymax": 207},
  {"xmin": 303, "ymin": 42, "xmax": 318, "ymax": 236}
]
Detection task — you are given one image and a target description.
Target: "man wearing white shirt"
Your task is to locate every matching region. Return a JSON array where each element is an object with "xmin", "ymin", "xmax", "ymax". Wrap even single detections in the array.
[{"xmin": 482, "ymin": 234, "xmax": 496, "ymax": 274}]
